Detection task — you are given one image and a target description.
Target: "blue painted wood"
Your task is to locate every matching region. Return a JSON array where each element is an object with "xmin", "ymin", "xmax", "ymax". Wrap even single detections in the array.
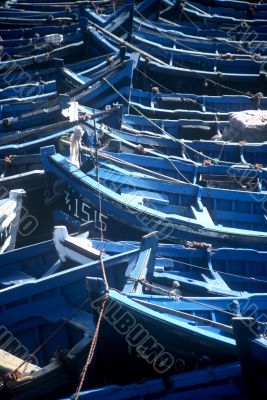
[
  {"xmin": 150, "ymin": 246, "xmax": 267, "ymax": 296},
  {"xmin": 0, "ymin": 55, "xmax": 132, "ymax": 132},
  {"xmin": 162, "ymin": 0, "xmax": 267, "ymax": 25},
  {"xmin": 60, "ymin": 362, "xmax": 243, "ymax": 399},
  {"xmin": 41, "ymin": 145, "xmax": 267, "ymax": 249},
  {"xmin": 100, "ymin": 124, "xmax": 267, "ymax": 166},
  {"xmin": 133, "ymin": 16, "xmax": 267, "ymax": 44},
  {"xmin": 98, "ymin": 150, "xmax": 267, "ymax": 192},
  {"xmin": 233, "ymin": 317, "xmax": 267, "ymax": 399},
  {"xmin": 88, "ymin": 281, "xmax": 267, "ymax": 381},
  {"xmin": 131, "ymin": 32, "xmax": 267, "ymax": 74},
  {"xmin": 194, "ymin": 0, "xmax": 267, "ymax": 12},
  {"xmin": 122, "ymin": 114, "xmax": 227, "ymax": 139},
  {"xmin": 0, "ymin": 232, "xmax": 156, "ymax": 398},
  {"xmin": 0, "ymin": 105, "xmax": 122, "ymax": 156}
]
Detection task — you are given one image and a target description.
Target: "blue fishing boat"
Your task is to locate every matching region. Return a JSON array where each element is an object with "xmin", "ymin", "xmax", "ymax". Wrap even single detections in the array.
[
  {"xmin": 161, "ymin": 0, "xmax": 267, "ymax": 25},
  {"xmin": 88, "ymin": 274, "xmax": 267, "ymax": 381},
  {"xmin": 0, "ymin": 224, "xmax": 148, "ymax": 291},
  {"xmin": 41, "ymin": 145, "xmax": 267, "ymax": 249},
  {"xmin": 0, "ymin": 188, "xmax": 25, "ymax": 254},
  {"xmin": 131, "ymin": 32, "xmax": 267, "ymax": 74},
  {"xmin": 136, "ymin": 57, "xmax": 267, "ymax": 95},
  {"xmin": 134, "ymin": 15, "xmax": 267, "ymax": 44},
  {"xmin": 0, "ymin": 52, "xmax": 117, "ymax": 93},
  {"xmin": 0, "ymin": 52, "xmax": 126, "ymax": 119},
  {"xmin": 59, "ymin": 130, "xmax": 267, "ymax": 191},
  {"xmin": 95, "ymin": 121, "xmax": 267, "ymax": 166},
  {"xmin": 0, "ymin": 231, "xmax": 159, "ymax": 399},
  {"xmin": 83, "ymin": 24, "xmax": 267, "ymax": 95},
  {"xmin": 0, "ymin": 22, "xmax": 80, "ymax": 40},
  {"xmin": 0, "ymin": 153, "xmax": 44, "ymax": 192},
  {"xmin": 122, "ymin": 114, "xmax": 227, "ymax": 139},
  {"xmin": 97, "ymin": 150, "xmax": 267, "ymax": 191},
  {"xmin": 62, "ymin": 66, "xmax": 267, "ymax": 121},
  {"xmin": 149, "ymin": 245, "xmax": 267, "ymax": 296},
  {"xmin": 195, "ymin": 0, "xmax": 267, "ymax": 11}
]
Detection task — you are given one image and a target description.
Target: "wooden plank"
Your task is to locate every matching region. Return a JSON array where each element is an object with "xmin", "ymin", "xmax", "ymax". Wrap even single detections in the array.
[{"xmin": 0, "ymin": 349, "xmax": 40, "ymax": 376}]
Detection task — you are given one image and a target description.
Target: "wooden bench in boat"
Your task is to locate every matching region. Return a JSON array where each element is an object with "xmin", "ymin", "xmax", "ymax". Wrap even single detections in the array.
[{"xmin": 0, "ymin": 270, "xmax": 34, "ymax": 288}]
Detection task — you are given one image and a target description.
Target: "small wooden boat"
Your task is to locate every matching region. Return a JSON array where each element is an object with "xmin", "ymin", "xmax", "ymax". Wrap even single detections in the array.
[
  {"xmin": 131, "ymin": 31, "xmax": 267, "ymax": 74},
  {"xmin": 161, "ymin": 0, "xmax": 267, "ymax": 25},
  {"xmin": 122, "ymin": 114, "xmax": 227, "ymax": 139},
  {"xmin": 136, "ymin": 57, "xmax": 267, "ymax": 95},
  {"xmin": 134, "ymin": 16, "xmax": 267, "ymax": 47},
  {"xmin": 194, "ymin": 0, "xmax": 267, "ymax": 11},
  {"xmin": 0, "ymin": 22, "xmax": 80, "ymax": 40},
  {"xmin": 0, "ymin": 230, "xmax": 159, "ymax": 399},
  {"xmin": 87, "ymin": 274, "xmax": 267, "ymax": 381},
  {"xmin": 96, "ymin": 121, "xmax": 267, "ymax": 166},
  {"xmin": 0, "ymin": 224, "xmax": 146, "ymax": 290},
  {"xmin": 84, "ymin": 25, "xmax": 267, "ymax": 95},
  {"xmin": 63, "ymin": 68, "xmax": 267, "ymax": 121},
  {"xmin": 41, "ymin": 145, "xmax": 267, "ymax": 249},
  {"xmin": 0, "ymin": 188, "xmax": 25, "ymax": 254},
  {"xmin": 98, "ymin": 150, "xmax": 267, "ymax": 192},
  {"xmin": 149, "ymin": 245, "xmax": 267, "ymax": 296}
]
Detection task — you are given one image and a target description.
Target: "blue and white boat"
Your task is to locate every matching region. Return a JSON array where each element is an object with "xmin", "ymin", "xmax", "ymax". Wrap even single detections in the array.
[{"xmin": 41, "ymin": 145, "xmax": 267, "ymax": 249}]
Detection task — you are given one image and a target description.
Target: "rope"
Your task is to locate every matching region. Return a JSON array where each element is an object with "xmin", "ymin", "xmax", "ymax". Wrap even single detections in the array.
[
  {"xmin": 73, "ymin": 121, "xmax": 110, "ymax": 398},
  {"xmin": 73, "ymin": 294, "xmax": 107, "ymax": 400},
  {"xmin": 131, "ymin": 278, "xmax": 267, "ymax": 323}
]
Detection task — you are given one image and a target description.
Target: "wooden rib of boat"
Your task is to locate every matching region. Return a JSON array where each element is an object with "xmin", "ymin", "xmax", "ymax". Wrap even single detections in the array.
[{"xmin": 0, "ymin": 188, "xmax": 25, "ymax": 254}]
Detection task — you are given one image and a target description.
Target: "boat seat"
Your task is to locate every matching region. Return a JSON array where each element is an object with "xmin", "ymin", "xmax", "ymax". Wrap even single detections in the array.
[
  {"xmin": 0, "ymin": 271, "xmax": 34, "ymax": 288},
  {"xmin": 155, "ymin": 258, "xmax": 175, "ymax": 271},
  {"xmin": 120, "ymin": 188, "xmax": 169, "ymax": 206},
  {"xmin": 44, "ymin": 306, "xmax": 94, "ymax": 335},
  {"xmin": 191, "ymin": 205, "xmax": 215, "ymax": 226}
]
